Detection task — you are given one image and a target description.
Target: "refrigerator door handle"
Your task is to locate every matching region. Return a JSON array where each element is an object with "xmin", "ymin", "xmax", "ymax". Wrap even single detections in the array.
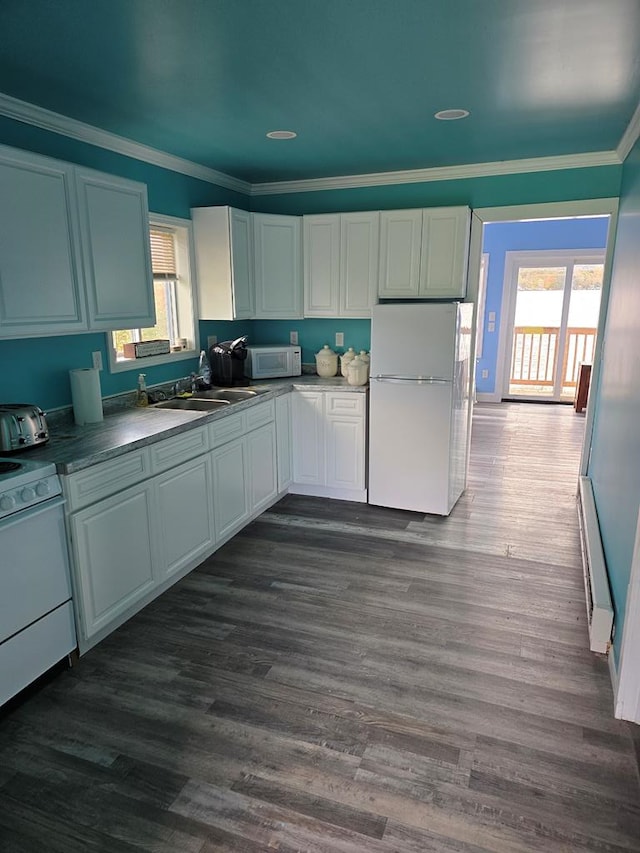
[{"xmin": 373, "ymin": 374, "xmax": 452, "ymax": 384}]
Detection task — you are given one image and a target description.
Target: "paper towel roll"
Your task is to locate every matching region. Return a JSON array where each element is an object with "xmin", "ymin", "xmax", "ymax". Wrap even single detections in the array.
[{"xmin": 70, "ymin": 368, "xmax": 103, "ymax": 425}]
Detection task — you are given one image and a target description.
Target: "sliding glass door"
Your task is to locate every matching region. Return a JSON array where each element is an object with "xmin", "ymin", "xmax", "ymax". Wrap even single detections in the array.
[{"xmin": 504, "ymin": 251, "xmax": 604, "ymax": 402}]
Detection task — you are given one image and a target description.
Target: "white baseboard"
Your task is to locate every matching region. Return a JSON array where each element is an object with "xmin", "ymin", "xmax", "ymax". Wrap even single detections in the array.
[
  {"xmin": 609, "ymin": 642, "xmax": 619, "ymax": 700},
  {"xmin": 476, "ymin": 393, "xmax": 502, "ymax": 403},
  {"xmin": 289, "ymin": 483, "xmax": 367, "ymax": 503}
]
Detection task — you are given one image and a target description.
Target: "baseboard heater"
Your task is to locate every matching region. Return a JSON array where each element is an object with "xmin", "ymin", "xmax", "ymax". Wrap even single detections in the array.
[{"xmin": 577, "ymin": 476, "xmax": 613, "ymax": 653}]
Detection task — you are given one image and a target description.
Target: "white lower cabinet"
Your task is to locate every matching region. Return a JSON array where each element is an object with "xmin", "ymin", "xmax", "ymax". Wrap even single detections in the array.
[
  {"xmin": 275, "ymin": 393, "xmax": 293, "ymax": 492},
  {"xmin": 246, "ymin": 423, "xmax": 278, "ymax": 513},
  {"xmin": 155, "ymin": 456, "xmax": 214, "ymax": 580},
  {"xmin": 70, "ymin": 481, "xmax": 158, "ymax": 641},
  {"xmin": 291, "ymin": 390, "xmax": 367, "ymax": 502},
  {"xmin": 211, "ymin": 437, "xmax": 250, "ymax": 541},
  {"xmin": 64, "ymin": 396, "xmax": 289, "ymax": 652}
]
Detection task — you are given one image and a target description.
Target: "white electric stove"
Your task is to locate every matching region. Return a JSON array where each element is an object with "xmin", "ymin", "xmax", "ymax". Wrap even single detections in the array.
[{"xmin": 0, "ymin": 456, "xmax": 77, "ymax": 706}]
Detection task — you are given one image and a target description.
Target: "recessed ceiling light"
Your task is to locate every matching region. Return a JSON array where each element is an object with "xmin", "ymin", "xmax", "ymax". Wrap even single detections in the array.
[
  {"xmin": 266, "ymin": 130, "xmax": 297, "ymax": 139},
  {"xmin": 434, "ymin": 109, "xmax": 470, "ymax": 121}
]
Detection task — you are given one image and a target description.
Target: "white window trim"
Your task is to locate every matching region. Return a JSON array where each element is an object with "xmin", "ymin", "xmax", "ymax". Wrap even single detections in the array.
[{"xmin": 106, "ymin": 213, "xmax": 200, "ymax": 374}]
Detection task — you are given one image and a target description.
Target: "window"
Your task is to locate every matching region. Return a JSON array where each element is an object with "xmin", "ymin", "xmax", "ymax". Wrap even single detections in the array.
[{"xmin": 107, "ymin": 214, "xmax": 198, "ymax": 373}]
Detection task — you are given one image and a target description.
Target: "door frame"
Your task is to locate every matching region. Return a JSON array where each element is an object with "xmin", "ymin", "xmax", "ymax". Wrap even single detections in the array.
[
  {"xmin": 470, "ymin": 198, "xmax": 619, "ymax": 478},
  {"xmin": 497, "ymin": 247, "xmax": 607, "ymax": 402}
]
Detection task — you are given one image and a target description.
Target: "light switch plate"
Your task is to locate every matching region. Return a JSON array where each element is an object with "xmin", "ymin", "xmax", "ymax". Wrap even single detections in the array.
[
  {"xmin": 488, "ymin": 311, "xmax": 496, "ymax": 322},
  {"xmin": 290, "ymin": 330, "xmax": 298, "ymax": 345},
  {"xmin": 92, "ymin": 351, "xmax": 103, "ymax": 371},
  {"xmin": 207, "ymin": 335, "xmax": 217, "ymax": 348},
  {"xmin": 481, "ymin": 369, "xmax": 489, "ymax": 379},
  {"xmin": 335, "ymin": 331, "xmax": 344, "ymax": 347}
]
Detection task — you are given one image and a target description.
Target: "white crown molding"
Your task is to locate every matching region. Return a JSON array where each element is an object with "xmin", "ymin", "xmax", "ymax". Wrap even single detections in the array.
[
  {"xmin": 250, "ymin": 150, "xmax": 622, "ymax": 196},
  {"xmin": 617, "ymin": 100, "xmax": 640, "ymax": 162},
  {"xmin": 0, "ymin": 92, "xmax": 251, "ymax": 195},
  {"xmin": 0, "ymin": 90, "xmax": 629, "ymax": 200}
]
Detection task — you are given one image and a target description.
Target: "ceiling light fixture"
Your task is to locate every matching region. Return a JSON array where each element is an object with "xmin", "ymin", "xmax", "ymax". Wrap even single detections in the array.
[
  {"xmin": 434, "ymin": 109, "xmax": 470, "ymax": 121},
  {"xmin": 266, "ymin": 130, "xmax": 297, "ymax": 139}
]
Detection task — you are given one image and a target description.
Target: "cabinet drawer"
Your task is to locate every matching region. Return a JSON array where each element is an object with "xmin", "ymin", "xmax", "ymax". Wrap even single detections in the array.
[
  {"xmin": 149, "ymin": 426, "xmax": 208, "ymax": 475},
  {"xmin": 65, "ymin": 449, "xmax": 150, "ymax": 510},
  {"xmin": 209, "ymin": 412, "xmax": 244, "ymax": 448},
  {"xmin": 325, "ymin": 392, "xmax": 366, "ymax": 417},
  {"xmin": 245, "ymin": 399, "xmax": 275, "ymax": 432}
]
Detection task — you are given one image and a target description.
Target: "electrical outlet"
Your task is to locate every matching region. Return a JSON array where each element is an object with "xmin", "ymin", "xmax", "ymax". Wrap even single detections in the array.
[
  {"xmin": 290, "ymin": 330, "xmax": 298, "ymax": 345},
  {"xmin": 207, "ymin": 335, "xmax": 217, "ymax": 348},
  {"xmin": 487, "ymin": 322, "xmax": 495, "ymax": 332},
  {"xmin": 335, "ymin": 331, "xmax": 344, "ymax": 347},
  {"xmin": 92, "ymin": 351, "xmax": 103, "ymax": 371},
  {"xmin": 481, "ymin": 369, "xmax": 489, "ymax": 379}
]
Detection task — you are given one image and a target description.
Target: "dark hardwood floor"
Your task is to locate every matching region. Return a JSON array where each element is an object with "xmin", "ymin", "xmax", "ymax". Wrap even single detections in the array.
[{"xmin": 1, "ymin": 402, "xmax": 639, "ymax": 852}]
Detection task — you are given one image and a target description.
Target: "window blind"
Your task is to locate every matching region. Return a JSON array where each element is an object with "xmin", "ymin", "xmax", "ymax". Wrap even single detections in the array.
[{"xmin": 150, "ymin": 228, "xmax": 177, "ymax": 279}]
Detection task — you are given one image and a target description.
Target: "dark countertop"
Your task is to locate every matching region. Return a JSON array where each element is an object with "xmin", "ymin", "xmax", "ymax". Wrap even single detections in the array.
[{"xmin": 25, "ymin": 375, "xmax": 367, "ymax": 475}]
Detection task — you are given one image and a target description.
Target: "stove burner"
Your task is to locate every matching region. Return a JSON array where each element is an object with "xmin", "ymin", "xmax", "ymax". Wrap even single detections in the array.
[{"xmin": 0, "ymin": 461, "xmax": 21, "ymax": 475}]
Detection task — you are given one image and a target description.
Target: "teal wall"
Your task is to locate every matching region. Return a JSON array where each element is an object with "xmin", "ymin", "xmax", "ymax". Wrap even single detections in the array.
[
  {"xmin": 588, "ymin": 137, "xmax": 640, "ymax": 660},
  {"xmin": 0, "ymin": 117, "xmax": 249, "ymax": 408},
  {"xmin": 250, "ymin": 166, "xmax": 622, "ymax": 215},
  {"xmin": 0, "ymin": 113, "xmax": 624, "ymax": 411}
]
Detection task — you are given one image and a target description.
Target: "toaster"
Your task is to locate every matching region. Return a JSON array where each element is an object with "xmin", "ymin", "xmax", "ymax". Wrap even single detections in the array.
[{"xmin": 0, "ymin": 404, "xmax": 49, "ymax": 452}]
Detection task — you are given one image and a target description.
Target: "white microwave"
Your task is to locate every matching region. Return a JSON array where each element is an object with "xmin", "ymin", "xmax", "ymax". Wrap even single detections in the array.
[{"xmin": 245, "ymin": 344, "xmax": 302, "ymax": 379}]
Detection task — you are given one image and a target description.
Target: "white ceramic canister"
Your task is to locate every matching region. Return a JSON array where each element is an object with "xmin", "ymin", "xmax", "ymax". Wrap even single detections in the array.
[
  {"xmin": 345, "ymin": 354, "xmax": 369, "ymax": 386},
  {"xmin": 315, "ymin": 344, "xmax": 339, "ymax": 377},
  {"xmin": 340, "ymin": 347, "xmax": 357, "ymax": 377}
]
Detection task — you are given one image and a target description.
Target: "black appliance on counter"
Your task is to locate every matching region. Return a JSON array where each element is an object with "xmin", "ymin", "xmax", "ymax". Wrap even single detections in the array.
[{"xmin": 208, "ymin": 336, "xmax": 249, "ymax": 386}]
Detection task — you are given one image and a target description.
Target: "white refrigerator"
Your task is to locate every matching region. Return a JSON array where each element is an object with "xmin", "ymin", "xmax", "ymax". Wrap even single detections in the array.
[{"xmin": 368, "ymin": 302, "xmax": 473, "ymax": 516}]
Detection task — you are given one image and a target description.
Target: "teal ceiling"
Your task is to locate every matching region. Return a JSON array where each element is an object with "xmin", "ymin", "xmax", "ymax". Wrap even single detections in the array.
[{"xmin": 1, "ymin": 0, "xmax": 639, "ymax": 183}]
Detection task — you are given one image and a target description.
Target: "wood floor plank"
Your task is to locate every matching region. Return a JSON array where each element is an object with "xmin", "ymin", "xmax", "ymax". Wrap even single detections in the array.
[{"xmin": 1, "ymin": 401, "xmax": 638, "ymax": 852}]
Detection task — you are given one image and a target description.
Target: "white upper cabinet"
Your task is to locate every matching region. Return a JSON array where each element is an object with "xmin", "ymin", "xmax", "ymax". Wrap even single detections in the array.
[
  {"xmin": 418, "ymin": 206, "xmax": 471, "ymax": 299},
  {"xmin": 0, "ymin": 146, "xmax": 86, "ymax": 338},
  {"xmin": 192, "ymin": 206, "xmax": 254, "ymax": 320},
  {"xmin": 253, "ymin": 213, "xmax": 302, "ymax": 319},
  {"xmin": 304, "ymin": 212, "xmax": 379, "ymax": 318},
  {"xmin": 378, "ymin": 206, "xmax": 470, "ymax": 299},
  {"xmin": 75, "ymin": 168, "xmax": 155, "ymax": 330},
  {"xmin": 340, "ymin": 211, "xmax": 380, "ymax": 317},
  {"xmin": 0, "ymin": 145, "xmax": 156, "ymax": 339},
  {"xmin": 304, "ymin": 215, "xmax": 340, "ymax": 317},
  {"xmin": 378, "ymin": 209, "xmax": 423, "ymax": 298}
]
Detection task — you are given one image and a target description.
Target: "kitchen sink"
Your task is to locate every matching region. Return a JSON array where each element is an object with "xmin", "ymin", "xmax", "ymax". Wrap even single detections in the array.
[
  {"xmin": 192, "ymin": 389, "xmax": 258, "ymax": 402},
  {"xmin": 153, "ymin": 398, "xmax": 231, "ymax": 411}
]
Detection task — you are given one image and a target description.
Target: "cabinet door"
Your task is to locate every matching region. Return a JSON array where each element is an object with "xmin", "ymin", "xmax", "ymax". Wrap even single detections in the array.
[
  {"xmin": 246, "ymin": 422, "xmax": 278, "ymax": 514},
  {"xmin": 292, "ymin": 392, "xmax": 325, "ymax": 485},
  {"xmin": 325, "ymin": 392, "xmax": 366, "ymax": 491},
  {"xmin": 275, "ymin": 393, "xmax": 293, "ymax": 492},
  {"xmin": 155, "ymin": 456, "xmax": 214, "ymax": 580},
  {"xmin": 378, "ymin": 209, "xmax": 423, "ymax": 298},
  {"xmin": 75, "ymin": 168, "xmax": 155, "ymax": 330},
  {"xmin": 419, "ymin": 207, "xmax": 471, "ymax": 299},
  {"xmin": 70, "ymin": 483, "xmax": 157, "ymax": 640},
  {"xmin": 211, "ymin": 438, "xmax": 250, "ymax": 541},
  {"xmin": 253, "ymin": 213, "xmax": 302, "ymax": 318},
  {"xmin": 304, "ymin": 215, "xmax": 340, "ymax": 317},
  {"xmin": 340, "ymin": 212, "xmax": 379, "ymax": 317},
  {"xmin": 326, "ymin": 416, "xmax": 365, "ymax": 491},
  {"xmin": 229, "ymin": 208, "xmax": 254, "ymax": 318},
  {"xmin": 0, "ymin": 146, "xmax": 86, "ymax": 338}
]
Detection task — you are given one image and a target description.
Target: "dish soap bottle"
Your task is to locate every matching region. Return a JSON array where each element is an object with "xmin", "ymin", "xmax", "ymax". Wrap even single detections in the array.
[{"xmin": 136, "ymin": 373, "xmax": 149, "ymax": 407}]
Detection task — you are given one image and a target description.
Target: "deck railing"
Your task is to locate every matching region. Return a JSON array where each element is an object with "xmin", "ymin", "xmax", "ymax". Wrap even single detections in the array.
[{"xmin": 510, "ymin": 326, "xmax": 596, "ymax": 388}]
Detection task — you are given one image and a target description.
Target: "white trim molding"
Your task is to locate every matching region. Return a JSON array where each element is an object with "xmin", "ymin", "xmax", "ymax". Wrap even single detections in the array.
[
  {"xmin": 0, "ymin": 89, "xmax": 637, "ymax": 197},
  {"xmin": 249, "ymin": 151, "xmax": 621, "ymax": 196},
  {"xmin": 617, "ymin": 100, "xmax": 640, "ymax": 162},
  {"xmin": 0, "ymin": 92, "xmax": 251, "ymax": 195},
  {"xmin": 614, "ymin": 505, "xmax": 640, "ymax": 723}
]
